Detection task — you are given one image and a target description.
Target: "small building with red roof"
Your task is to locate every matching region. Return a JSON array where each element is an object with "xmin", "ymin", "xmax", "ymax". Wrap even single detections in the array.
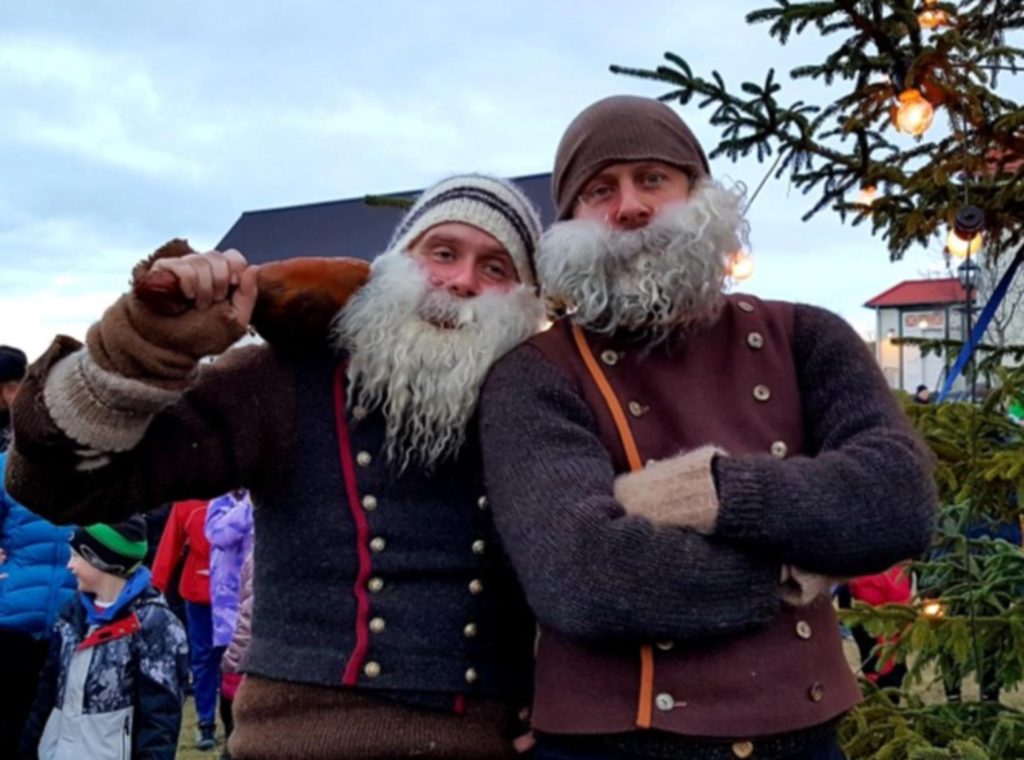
[{"xmin": 864, "ymin": 277, "xmax": 971, "ymax": 393}]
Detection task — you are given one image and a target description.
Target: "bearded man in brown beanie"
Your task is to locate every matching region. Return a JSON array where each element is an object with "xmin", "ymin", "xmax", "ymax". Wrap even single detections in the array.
[
  {"xmin": 5, "ymin": 174, "xmax": 545, "ymax": 759},
  {"xmin": 479, "ymin": 95, "xmax": 938, "ymax": 760}
]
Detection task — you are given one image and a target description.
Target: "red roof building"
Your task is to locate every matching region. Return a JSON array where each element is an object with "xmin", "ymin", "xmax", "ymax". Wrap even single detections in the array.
[
  {"xmin": 863, "ymin": 278, "xmax": 969, "ymax": 309},
  {"xmin": 864, "ymin": 278, "xmax": 972, "ymax": 394}
]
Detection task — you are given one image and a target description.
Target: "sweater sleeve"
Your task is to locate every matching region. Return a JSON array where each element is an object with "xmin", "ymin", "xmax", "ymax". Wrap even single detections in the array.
[
  {"xmin": 3, "ymin": 337, "xmax": 294, "ymax": 526},
  {"xmin": 18, "ymin": 615, "xmax": 64, "ymax": 759},
  {"xmin": 222, "ymin": 550, "xmax": 254, "ymax": 674},
  {"xmin": 134, "ymin": 604, "xmax": 189, "ymax": 760},
  {"xmin": 150, "ymin": 505, "xmax": 186, "ymax": 594},
  {"xmin": 479, "ymin": 345, "xmax": 781, "ymax": 643},
  {"xmin": 713, "ymin": 303, "xmax": 938, "ymax": 576}
]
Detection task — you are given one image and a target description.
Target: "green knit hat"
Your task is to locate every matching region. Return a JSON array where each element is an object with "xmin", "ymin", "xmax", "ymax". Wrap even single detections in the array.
[{"xmin": 71, "ymin": 515, "xmax": 148, "ymax": 577}]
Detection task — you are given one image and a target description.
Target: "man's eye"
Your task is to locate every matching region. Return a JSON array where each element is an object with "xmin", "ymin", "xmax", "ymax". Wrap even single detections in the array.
[
  {"xmin": 484, "ymin": 263, "xmax": 511, "ymax": 280},
  {"xmin": 589, "ymin": 184, "xmax": 615, "ymax": 199},
  {"xmin": 641, "ymin": 172, "xmax": 667, "ymax": 188},
  {"xmin": 433, "ymin": 248, "xmax": 456, "ymax": 261}
]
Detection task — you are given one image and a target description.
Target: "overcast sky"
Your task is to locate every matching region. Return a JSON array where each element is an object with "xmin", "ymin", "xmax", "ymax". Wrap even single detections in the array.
[{"xmin": 2, "ymin": 2, "xmax": 1020, "ymax": 359}]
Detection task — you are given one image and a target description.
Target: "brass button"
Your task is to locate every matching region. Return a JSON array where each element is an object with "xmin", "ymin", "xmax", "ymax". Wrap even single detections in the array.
[
  {"xmin": 809, "ymin": 682, "xmax": 825, "ymax": 702},
  {"xmin": 463, "ymin": 623, "xmax": 478, "ymax": 638},
  {"xmin": 656, "ymin": 641, "xmax": 675, "ymax": 652},
  {"xmin": 367, "ymin": 577, "xmax": 384, "ymax": 593},
  {"xmin": 732, "ymin": 741, "xmax": 754, "ymax": 758},
  {"xmin": 796, "ymin": 620, "xmax": 812, "ymax": 640},
  {"xmin": 753, "ymin": 385, "xmax": 771, "ymax": 402},
  {"xmin": 465, "ymin": 668, "xmax": 479, "ymax": 684},
  {"xmin": 477, "ymin": 496, "xmax": 488, "ymax": 511},
  {"xmin": 369, "ymin": 536, "xmax": 386, "ymax": 553},
  {"xmin": 369, "ymin": 617, "xmax": 386, "ymax": 634},
  {"xmin": 654, "ymin": 692, "xmax": 675, "ymax": 712},
  {"xmin": 747, "ymin": 331, "xmax": 764, "ymax": 350},
  {"xmin": 600, "ymin": 349, "xmax": 620, "ymax": 366},
  {"xmin": 628, "ymin": 401, "xmax": 650, "ymax": 418},
  {"xmin": 737, "ymin": 301, "xmax": 755, "ymax": 313},
  {"xmin": 471, "ymin": 540, "xmax": 486, "ymax": 555},
  {"xmin": 356, "ymin": 451, "xmax": 372, "ymax": 467},
  {"xmin": 770, "ymin": 440, "xmax": 788, "ymax": 459},
  {"xmin": 363, "ymin": 661, "xmax": 381, "ymax": 678},
  {"xmin": 352, "ymin": 405, "xmax": 368, "ymax": 420},
  {"xmin": 468, "ymin": 579, "xmax": 484, "ymax": 595},
  {"xmin": 362, "ymin": 495, "xmax": 378, "ymax": 511}
]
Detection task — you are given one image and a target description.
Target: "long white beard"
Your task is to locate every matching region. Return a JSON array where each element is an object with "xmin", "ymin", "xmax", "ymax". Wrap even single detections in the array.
[
  {"xmin": 331, "ymin": 252, "xmax": 545, "ymax": 471},
  {"xmin": 537, "ymin": 179, "xmax": 748, "ymax": 340}
]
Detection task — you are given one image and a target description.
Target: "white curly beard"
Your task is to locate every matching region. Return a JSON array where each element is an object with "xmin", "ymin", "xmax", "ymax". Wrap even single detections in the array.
[
  {"xmin": 537, "ymin": 179, "xmax": 748, "ymax": 341},
  {"xmin": 331, "ymin": 251, "xmax": 545, "ymax": 471}
]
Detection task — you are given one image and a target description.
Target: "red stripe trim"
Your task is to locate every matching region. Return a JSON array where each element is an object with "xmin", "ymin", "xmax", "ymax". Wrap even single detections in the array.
[
  {"xmin": 77, "ymin": 613, "xmax": 141, "ymax": 651},
  {"xmin": 334, "ymin": 362, "xmax": 373, "ymax": 686}
]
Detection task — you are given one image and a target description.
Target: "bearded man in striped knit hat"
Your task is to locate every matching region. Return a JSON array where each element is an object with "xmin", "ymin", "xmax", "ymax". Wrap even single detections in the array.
[{"xmin": 6, "ymin": 174, "xmax": 545, "ymax": 759}]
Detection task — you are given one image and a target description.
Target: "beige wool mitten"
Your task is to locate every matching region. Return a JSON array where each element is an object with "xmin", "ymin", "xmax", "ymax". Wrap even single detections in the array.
[{"xmin": 613, "ymin": 445, "xmax": 725, "ymax": 533}]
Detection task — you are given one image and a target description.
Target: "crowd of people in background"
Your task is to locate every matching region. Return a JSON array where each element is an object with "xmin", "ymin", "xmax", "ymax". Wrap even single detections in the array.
[{"xmin": 2, "ymin": 343, "xmax": 255, "ymax": 758}]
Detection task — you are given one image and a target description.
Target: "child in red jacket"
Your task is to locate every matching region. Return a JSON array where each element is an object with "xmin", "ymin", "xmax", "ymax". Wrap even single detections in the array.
[{"xmin": 152, "ymin": 499, "xmax": 218, "ymax": 751}]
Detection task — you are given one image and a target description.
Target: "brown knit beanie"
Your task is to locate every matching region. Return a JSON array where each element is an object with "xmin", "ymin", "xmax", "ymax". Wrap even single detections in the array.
[{"xmin": 552, "ymin": 95, "xmax": 712, "ymax": 220}]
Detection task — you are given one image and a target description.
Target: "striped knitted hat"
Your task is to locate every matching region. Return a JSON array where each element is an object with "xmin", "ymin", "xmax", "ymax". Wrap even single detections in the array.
[
  {"xmin": 387, "ymin": 174, "xmax": 542, "ymax": 288},
  {"xmin": 71, "ymin": 515, "xmax": 148, "ymax": 578}
]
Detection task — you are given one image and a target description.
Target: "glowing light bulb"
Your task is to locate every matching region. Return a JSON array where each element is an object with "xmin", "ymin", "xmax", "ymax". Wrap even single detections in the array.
[
  {"xmin": 895, "ymin": 89, "xmax": 935, "ymax": 136},
  {"xmin": 855, "ymin": 185, "xmax": 878, "ymax": 207},
  {"xmin": 921, "ymin": 600, "xmax": 945, "ymax": 619},
  {"xmin": 918, "ymin": 9, "xmax": 949, "ymax": 29},
  {"xmin": 946, "ymin": 228, "xmax": 983, "ymax": 258},
  {"xmin": 728, "ymin": 250, "xmax": 755, "ymax": 282}
]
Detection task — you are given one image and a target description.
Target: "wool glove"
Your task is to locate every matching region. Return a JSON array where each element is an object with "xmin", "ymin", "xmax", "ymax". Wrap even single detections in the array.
[
  {"xmin": 613, "ymin": 445, "xmax": 725, "ymax": 533},
  {"xmin": 779, "ymin": 565, "xmax": 842, "ymax": 607},
  {"xmin": 42, "ymin": 240, "xmax": 248, "ymax": 452},
  {"xmin": 89, "ymin": 239, "xmax": 249, "ymax": 388}
]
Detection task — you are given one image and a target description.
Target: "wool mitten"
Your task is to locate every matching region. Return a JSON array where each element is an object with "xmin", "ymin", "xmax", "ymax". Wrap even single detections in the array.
[{"xmin": 613, "ymin": 445, "xmax": 725, "ymax": 533}]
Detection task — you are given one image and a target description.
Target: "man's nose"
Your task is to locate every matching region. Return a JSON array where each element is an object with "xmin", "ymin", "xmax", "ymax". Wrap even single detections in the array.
[
  {"xmin": 444, "ymin": 260, "xmax": 480, "ymax": 298},
  {"xmin": 613, "ymin": 181, "xmax": 652, "ymax": 229}
]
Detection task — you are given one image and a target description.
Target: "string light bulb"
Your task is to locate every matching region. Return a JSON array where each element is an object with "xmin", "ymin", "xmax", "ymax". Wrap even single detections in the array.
[
  {"xmin": 894, "ymin": 88, "xmax": 935, "ymax": 136},
  {"xmin": 855, "ymin": 185, "xmax": 878, "ymax": 207},
  {"xmin": 946, "ymin": 204, "xmax": 986, "ymax": 258},
  {"xmin": 921, "ymin": 599, "xmax": 945, "ymax": 619},
  {"xmin": 727, "ymin": 250, "xmax": 755, "ymax": 282},
  {"xmin": 946, "ymin": 228, "xmax": 983, "ymax": 258},
  {"xmin": 918, "ymin": 9, "xmax": 950, "ymax": 29}
]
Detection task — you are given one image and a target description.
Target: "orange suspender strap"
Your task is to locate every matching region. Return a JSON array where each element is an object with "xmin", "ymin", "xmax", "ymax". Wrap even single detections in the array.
[{"xmin": 570, "ymin": 323, "xmax": 655, "ymax": 729}]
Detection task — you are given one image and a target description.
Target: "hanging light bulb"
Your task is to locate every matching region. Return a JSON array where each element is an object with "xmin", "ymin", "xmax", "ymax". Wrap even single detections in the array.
[
  {"xmin": 894, "ymin": 88, "xmax": 935, "ymax": 136},
  {"xmin": 946, "ymin": 204, "xmax": 986, "ymax": 258},
  {"xmin": 918, "ymin": 9, "xmax": 950, "ymax": 29},
  {"xmin": 946, "ymin": 228, "xmax": 983, "ymax": 258},
  {"xmin": 727, "ymin": 250, "xmax": 755, "ymax": 282},
  {"xmin": 855, "ymin": 185, "xmax": 878, "ymax": 207},
  {"xmin": 921, "ymin": 599, "xmax": 945, "ymax": 619}
]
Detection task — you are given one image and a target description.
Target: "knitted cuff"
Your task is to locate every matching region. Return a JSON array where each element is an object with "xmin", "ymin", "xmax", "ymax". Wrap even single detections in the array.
[
  {"xmin": 43, "ymin": 348, "xmax": 182, "ymax": 452},
  {"xmin": 613, "ymin": 445, "xmax": 724, "ymax": 533}
]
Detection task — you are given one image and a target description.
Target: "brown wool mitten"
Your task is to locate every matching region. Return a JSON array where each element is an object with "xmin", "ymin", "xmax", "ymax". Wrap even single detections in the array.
[
  {"xmin": 613, "ymin": 445, "xmax": 725, "ymax": 533},
  {"xmin": 87, "ymin": 239, "xmax": 248, "ymax": 390}
]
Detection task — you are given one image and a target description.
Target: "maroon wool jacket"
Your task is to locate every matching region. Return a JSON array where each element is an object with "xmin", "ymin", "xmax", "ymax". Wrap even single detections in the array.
[{"xmin": 479, "ymin": 294, "xmax": 937, "ymax": 744}]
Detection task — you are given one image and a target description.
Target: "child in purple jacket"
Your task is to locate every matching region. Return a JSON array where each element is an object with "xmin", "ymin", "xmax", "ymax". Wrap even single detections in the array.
[{"xmin": 204, "ymin": 490, "xmax": 253, "ymax": 755}]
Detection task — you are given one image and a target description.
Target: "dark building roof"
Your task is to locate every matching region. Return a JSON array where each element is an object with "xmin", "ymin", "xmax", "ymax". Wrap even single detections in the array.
[{"xmin": 217, "ymin": 172, "xmax": 554, "ymax": 265}]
